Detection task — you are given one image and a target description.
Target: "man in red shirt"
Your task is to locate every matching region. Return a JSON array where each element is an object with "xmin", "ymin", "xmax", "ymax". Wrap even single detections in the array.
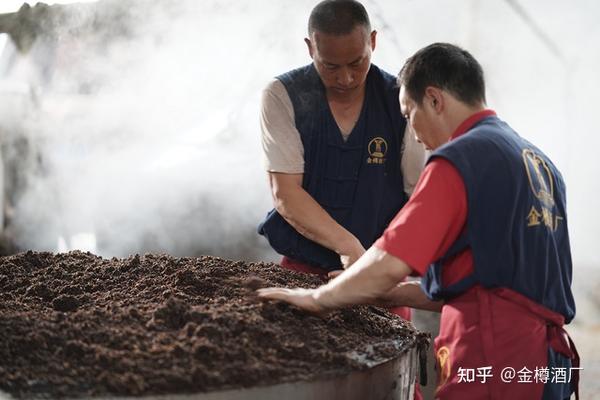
[{"xmin": 258, "ymin": 43, "xmax": 578, "ymax": 399}]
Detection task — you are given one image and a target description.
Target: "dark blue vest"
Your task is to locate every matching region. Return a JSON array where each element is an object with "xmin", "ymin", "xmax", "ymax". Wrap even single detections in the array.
[
  {"xmin": 258, "ymin": 64, "xmax": 407, "ymax": 270},
  {"xmin": 421, "ymin": 116, "xmax": 575, "ymax": 324}
]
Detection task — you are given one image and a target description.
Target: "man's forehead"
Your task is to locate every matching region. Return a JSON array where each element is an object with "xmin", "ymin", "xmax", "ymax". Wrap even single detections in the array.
[
  {"xmin": 312, "ymin": 27, "xmax": 369, "ymax": 49},
  {"xmin": 311, "ymin": 24, "xmax": 370, "ymax": 40}
]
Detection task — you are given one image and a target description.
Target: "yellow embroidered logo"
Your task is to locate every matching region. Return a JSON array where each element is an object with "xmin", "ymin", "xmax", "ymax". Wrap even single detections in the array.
[
  {"xmin": 522, "ymin": 149, "xmax": 562, "ymax": 231},
  {"xmin": 522, "ymin": 149, "xmax": 554, "ymax": 206},
  {"xmin": 436, "ymin": 346, "xmax": 452, "ymax": 390},
  {"xmin": 367, "ymin": 137, "xmax": 387, "ymax": 165}
]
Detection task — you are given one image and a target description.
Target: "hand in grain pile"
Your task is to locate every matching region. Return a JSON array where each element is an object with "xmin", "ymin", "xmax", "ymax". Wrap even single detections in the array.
[
  {"xmin": 258, "ymin": 247, "xmax": 415, "ymax": 314},
  {"xmin": 256, "ymin": 287, "xmax": 330, "ymax": 314},
  {"xmin": 338, "ymin": 238, "xmax": 365, "ymax": 269},
  {"xmin": 325, "ymin": 238, "xmax": 366, "ymax": 280}
]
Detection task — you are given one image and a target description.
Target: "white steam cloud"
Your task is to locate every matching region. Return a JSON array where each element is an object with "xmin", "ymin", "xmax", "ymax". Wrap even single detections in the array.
[{"xmin": 0, "ymin": 0, "xmax": 316, "ymax": 260}]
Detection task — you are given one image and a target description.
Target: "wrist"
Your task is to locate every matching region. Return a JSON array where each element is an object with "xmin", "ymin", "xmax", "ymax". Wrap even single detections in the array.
[
  {"xmin": 335, "ymin": 234, "xmax": 362, "ymax": 256},
  {"xmin": 313, "ymin": 286, "xmax": 339, "ymax": 311}
]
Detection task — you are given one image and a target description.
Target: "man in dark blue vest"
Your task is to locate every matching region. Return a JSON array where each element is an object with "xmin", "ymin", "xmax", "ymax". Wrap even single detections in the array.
[
  {"xmin": 258, "ymin": 43, "xmax": 579, "ymax": 400},
  {"xmin": 258, "ymin": 0, "xmax": 425, "ymax": 322}
]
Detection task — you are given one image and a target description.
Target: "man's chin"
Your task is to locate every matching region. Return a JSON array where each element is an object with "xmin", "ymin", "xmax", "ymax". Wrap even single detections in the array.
[{"xmin": 332, "ymin": 86, "xmax": 359, "ymax": 94}]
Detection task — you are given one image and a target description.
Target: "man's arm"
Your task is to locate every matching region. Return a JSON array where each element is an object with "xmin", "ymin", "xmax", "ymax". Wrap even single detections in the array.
[
  {"xmin": 269, "ymin": 172, "xmax": 365, "ymax": 265},
  {"xmin": 369, "ymin": 281, "xmax": 442, "ymax": 312},
  {"xmin": 258, "ymin": 158, "xmax": 468, "ymax": 313},
  {"xmin": 261, "ymin": 80, "xmax": 365, "ymax": 266},
  {"xmin": 258, "ymin": 246, "xmax": 441, "ymax": 312}
]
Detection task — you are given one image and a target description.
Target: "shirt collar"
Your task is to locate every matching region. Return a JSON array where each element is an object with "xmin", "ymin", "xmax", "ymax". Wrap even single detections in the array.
[{"xmin": 450, "ymin": 109, "xmax": 497, "ymax": 140}]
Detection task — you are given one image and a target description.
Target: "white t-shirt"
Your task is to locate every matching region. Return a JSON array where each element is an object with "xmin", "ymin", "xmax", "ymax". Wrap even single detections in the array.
[{"xmin": 260, "ymin": 79, "xmax": 426, "ymax": 195}]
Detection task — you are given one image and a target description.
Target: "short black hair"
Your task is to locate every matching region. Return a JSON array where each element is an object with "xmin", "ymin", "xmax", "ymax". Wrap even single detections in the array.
[
  {"xmin": 308, "ymin": 0, "xmax": 371, "ymax": 36},
  {"xmin": 398, "ymin": 43, "xmax": 486, "ymax": 106}
]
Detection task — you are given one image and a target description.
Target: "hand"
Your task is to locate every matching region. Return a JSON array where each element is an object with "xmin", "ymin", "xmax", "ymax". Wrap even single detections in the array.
[
  {"xmin": 327, "ymin": 270, "xmax": 344, "ymax": 279},
  {"xmin": 338, "ymin": 238, "xmax": 366, "ymax": 269},
  {"xmin": 256, "ymin": 287, "xmax": 330, "ymax": 315}
]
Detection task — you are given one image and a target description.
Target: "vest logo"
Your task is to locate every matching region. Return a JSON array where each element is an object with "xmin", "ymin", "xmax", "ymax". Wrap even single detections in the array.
[
  {"xmin": 436, "ymin": 346, "xmax": 452, "ymax": 390},
  {"xmin": 523, "ymin": 149, "xmax": 563, "ymax": 231},
  {"xmin": 367, "ymin": 137, "xmax": 387, "ymax": 165},
  {"xmin": 522, "ymin": 149, "xmax": 554, "ymax": 206}
]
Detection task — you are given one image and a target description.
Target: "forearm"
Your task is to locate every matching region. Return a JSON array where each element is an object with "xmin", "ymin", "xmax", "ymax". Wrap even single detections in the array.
[
  {"xmin": 373, "ymin": 281, "xmax": 442, "ymax": 312},
  {"xmin": 314, "ymin": 247, "xmax": 412, "ymax": 308},
  {"xmin": 256, "ymin": 248, "xmax": 424, "ymax": 315},
  {"xmin": 275, "ymin": 185, "xmax": 361, "ymax": 255}
]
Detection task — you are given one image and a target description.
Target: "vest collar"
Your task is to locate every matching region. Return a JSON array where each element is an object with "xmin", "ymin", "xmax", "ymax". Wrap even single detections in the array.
[{"xmin": 451, "ymin": 109, "xmax": 497, "ymax": 140}]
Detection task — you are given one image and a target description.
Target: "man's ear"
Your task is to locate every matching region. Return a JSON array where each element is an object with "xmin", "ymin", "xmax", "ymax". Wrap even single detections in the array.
[
  {"xmin": 370, "ymin": 30, "xmax": 377, "ymax": 51},
  {"xmin": 304, "ymin": 37, "xmax": 314, "ymax": 59},
  {"xmin": 425, "ymin": 86, "xmax": 444, "ymax": 113}
]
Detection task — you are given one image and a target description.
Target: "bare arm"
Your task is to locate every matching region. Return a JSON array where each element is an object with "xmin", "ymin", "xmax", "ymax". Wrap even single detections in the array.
[
  {"xmin": 260, "ymin": 81, "xmax": 365, "ymax": 267},
  {"xmin": 258, "ymin": 247, "xmax": 428, "ymax": 313},
  {"xmin": 269, "ymin": 172, "xmax": 365, "ymax": 265},
  {"xmin": 370, "ymin": 281, "xmax": 442, "ymax": 312},
  {"xmin": 259, "ymin": 159, "xmax": 469, "ymax": 314}
]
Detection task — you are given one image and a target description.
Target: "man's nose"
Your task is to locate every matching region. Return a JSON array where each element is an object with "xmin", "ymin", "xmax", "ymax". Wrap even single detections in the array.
[{"xmin": 337, "ymin": 68, "xmax": 354, "ymax": 87}]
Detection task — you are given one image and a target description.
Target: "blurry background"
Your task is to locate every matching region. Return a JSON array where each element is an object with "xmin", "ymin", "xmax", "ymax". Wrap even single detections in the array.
[{"xmin": 0, "ymin": 1, "xmax": 598, "ymax": 398}]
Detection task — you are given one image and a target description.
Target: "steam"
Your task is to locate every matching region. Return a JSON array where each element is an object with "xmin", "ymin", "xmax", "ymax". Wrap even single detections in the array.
[{"xmin": 0, "ymin": 0, "xmax": 316, "ymax": 260}]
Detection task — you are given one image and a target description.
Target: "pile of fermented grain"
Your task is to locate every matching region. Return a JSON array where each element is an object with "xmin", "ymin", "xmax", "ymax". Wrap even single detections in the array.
[{"xmin": 0, "ymin": 251, "xmax": 424, "ymax": 398}]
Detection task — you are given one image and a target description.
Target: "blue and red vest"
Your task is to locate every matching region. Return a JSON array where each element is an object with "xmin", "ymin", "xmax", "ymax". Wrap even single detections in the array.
[
  {"xmin": 421, "ymin": 115, "xmax": 575, "ymax": 322},
  {"xmin": 258, "ymin": 64, "xmax": 407, "ymax": 270},
  {"xmin": 422, "ymin": 116, "xmax": 576, "ymax": 399}
]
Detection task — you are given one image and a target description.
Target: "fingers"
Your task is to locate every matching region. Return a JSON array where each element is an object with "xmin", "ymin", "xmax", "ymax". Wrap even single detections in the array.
[
  {"xmin": 339, "ymin": 246, "xmax": 363, "ymax": 269},
  {"xmin": 256, "ymin": 287, "xmax": 325, "ymax": 314},
  {"xmin": 339, "ymin": 254, "xmax": 351, "ymax": 269},
  {"xmin": 256, "ymin": 287, "xmax": 293, "ymax": 301},
  {"xmin": 327, "ymin": 270, "xmax": 344, "ymax": 279},
  {"xmin": 256, "ymin": 287, "xmax": 312, "ymax": 303}
]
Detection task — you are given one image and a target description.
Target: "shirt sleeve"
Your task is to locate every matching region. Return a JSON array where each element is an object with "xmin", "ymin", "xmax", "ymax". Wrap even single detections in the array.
[
  {"xmin": 260, "ymin": 79, "xmax": 305, "ymax": 174},
  {"xmin": 374, "ymin": 157, "xmax": 468, "ymax": 276},
  {"xmin": 400, "ymin": 125, "xmax": 427, "ymax": 196}
]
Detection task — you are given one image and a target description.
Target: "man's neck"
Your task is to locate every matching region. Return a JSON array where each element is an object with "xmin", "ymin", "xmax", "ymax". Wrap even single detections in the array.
[{"xmin": 443, "ymin": 103, "xmax": 487, "ymax": 140}]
